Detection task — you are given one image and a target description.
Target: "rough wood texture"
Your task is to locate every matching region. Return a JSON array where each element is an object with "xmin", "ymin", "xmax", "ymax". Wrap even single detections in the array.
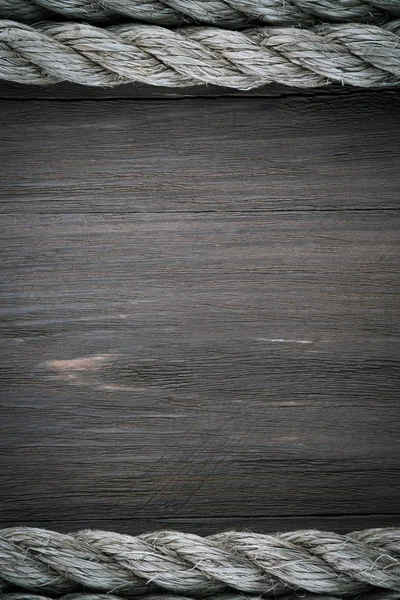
[
  {"xmin": 0, "ymin": 81, "xmax": 378, "ymax": 99},
  {"xmin": 1, "ymin": 93, "xmax": 399, "ymax": 213},
  {"xmin": 0, "ymin": 90, "xmax": 399, "ymax": 536}
]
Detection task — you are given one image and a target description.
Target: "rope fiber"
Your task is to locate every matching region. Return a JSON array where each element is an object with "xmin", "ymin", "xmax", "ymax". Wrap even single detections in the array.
[
  {"xmin": 0, "ymin": 19, "xmax": 399, "ymax": 89},
  {"xmin": 1, "ymin": 0, "xmax": 400, "ymax": 27},
  {"xmin": 0, "ymin": 527, "xmax": 400, "ymax": 597}
]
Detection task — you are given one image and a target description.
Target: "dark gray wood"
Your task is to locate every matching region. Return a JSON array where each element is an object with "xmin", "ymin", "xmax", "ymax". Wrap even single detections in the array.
[
  {"xmin": 0, "ymin": 81, "xmax": 378, "ymax": 100},
  {"xmin": 1, "ymin": 210, "xmax": 399, "ymax": 531},
  {"xmin": 1, "ymin": 93, "xmax": 399, "ymax": 214},
  {"xmin": 0, "ymin": 91, "xmax": 399, "ymax": 535},
  {"xmin": 4, "ymin": 516, "xmax": 400, "ymax": 537}
]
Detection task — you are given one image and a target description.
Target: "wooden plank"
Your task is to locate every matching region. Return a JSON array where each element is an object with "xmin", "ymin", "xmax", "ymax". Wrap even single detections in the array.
[
  {"xmin": 1, "ymin": 211, "xmax": 399, "ymax": 531},
  {"xmin": 3, "ymin": 516, "xmax": 400, "ymax": 537},
  {"xmin": 1, "ymin": 92, "xmax": 399, "ymax": 214},
  {"xmin": 0, "ymin": 81, "xmax": 377, "ymax": 100}
]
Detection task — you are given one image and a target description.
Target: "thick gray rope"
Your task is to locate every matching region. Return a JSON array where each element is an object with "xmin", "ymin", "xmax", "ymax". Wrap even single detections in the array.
[
  {"xmin": 0, "ymin": 19, "xmax": 400, "ymax": 89},
  {"xmin": 1, "ymin": 0, "xmax": 400, "ymax": 27},
  {"xmin": 0, "ymin": 527, "xmax": 400, "ymax": 597}
]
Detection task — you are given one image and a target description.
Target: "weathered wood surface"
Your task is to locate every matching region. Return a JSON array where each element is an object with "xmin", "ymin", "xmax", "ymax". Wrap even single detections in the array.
[
  {"xmin": 1, "ymin": 93, "xmax": 399, "ymax": 213},
  {"xmin": 0, "ymin": 81, "xmax": 376, "ymax": 99},
  {"xmin": 0, "ymin": 89, "xmax": 399, "ymax": 535}
]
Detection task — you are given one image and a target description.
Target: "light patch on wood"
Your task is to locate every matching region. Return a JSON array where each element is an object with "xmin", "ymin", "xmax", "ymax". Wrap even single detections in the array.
[
  {"xmin": 99, "ymin": 383, "xmax": 147, "ymax": 392},
  {"xmin": 44, "ymin": 354, "xmax": 121, "ymax": 388},
  {"xmin": 46, "ymin": 355, "xmax": 118, "ymax": 372},
  {"xmin": 256, "ymin": 338, "xmax": 313, "ymax": 344}
]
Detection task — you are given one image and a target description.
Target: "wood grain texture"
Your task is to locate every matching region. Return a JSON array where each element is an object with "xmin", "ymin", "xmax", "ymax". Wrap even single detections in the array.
[
  {"xmin": 1, "ymin": 211, "xmax": 399, "ymax": 531},
  {"xmin": 0, "ymin": 81, "xmax": 378, "ymax": 100},
  {"xmin": 0, "ymin": 91, "xmax": 399, "ymax": 535},
  {"xmin": 1, "ymin": 93, "xmax": 399, "ymax": 214}
]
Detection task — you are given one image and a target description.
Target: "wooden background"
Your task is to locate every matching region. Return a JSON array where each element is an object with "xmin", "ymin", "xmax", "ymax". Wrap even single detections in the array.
[{"xmin": 0, "ymin": 82, "xmax": 399, "ymax": 536}]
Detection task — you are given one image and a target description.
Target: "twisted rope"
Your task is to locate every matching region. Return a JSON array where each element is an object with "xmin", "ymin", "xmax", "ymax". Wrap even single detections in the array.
[
  {"xmin": 0, "ymin": 19, "xmax": 400, "ymax": 89},
  {"xmin": 1, "ymin": 0, "xmax": 400, "ymax": 27},
  {"xmin": 0, "ymin": 527, "xmax": 400, "ymax": 597}
]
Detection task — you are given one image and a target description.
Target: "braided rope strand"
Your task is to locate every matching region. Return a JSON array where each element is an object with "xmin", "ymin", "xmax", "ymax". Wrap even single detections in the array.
[
  {"xmin": 1, "ymin": 0, "xmax": 400, "ymax": 27},
  {"xmin": 0, "ymin": 528, "xmax": 399, "ymax": 597},
  {"xmin": 0, "ymin": 19, "xmax": 399, "ymax": 89}
]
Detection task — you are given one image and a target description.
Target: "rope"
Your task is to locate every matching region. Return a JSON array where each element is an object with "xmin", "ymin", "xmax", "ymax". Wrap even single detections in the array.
[
  {"xmin": 0, "ymin": 19, "xmax": 400, "ymax": 89},
  {"xmin": 1, "ymin": 527, "xmax": 399, "ymax": 597},
  {"xmin": 1, "ymin": 0, "xmax": 400, "ymax": 27}
]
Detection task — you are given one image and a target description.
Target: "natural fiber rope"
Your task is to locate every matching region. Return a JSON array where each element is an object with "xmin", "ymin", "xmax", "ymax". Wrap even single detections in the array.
[
  {"xmin": 1, "ymin": 0, "xmax": 400, "ymax": 27},
  {"xmin": 1, "ymin": 527, "xmax": 400, "ymax": 597},
  {"xmin": 0, "ymin": 19, "xmax": 400, "ymax": 89}
]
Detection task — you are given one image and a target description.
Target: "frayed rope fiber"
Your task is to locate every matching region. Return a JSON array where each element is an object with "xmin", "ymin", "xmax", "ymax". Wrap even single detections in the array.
[
  {"xmin": 1, "ymin": 528, "xmax": 400, "ymax": 597},
  {"xmin": 1, "ymin": 0, "xmax": 400, "ymax": 27},
  {"xmin": 0, "ymin": 19, "xmax": 400, "ymax": 89}
]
